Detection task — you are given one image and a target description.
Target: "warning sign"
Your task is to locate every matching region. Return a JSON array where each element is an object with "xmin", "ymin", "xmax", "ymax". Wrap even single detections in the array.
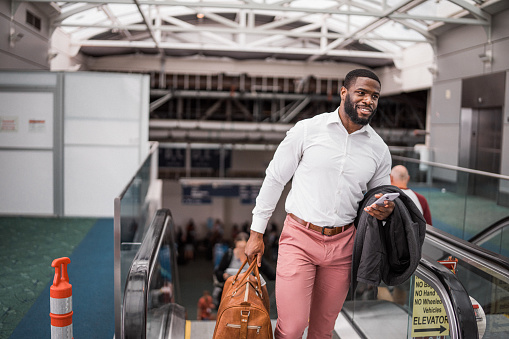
[
  {"xmin": 28, "ymin": 119, "xmax": 46, "ymax": 133},
  {"xmin": 411, "ymin": 276, "xmax": 449, "ymax": 337},
  {"xmin": 0, "ymin": 116, "xmax": 18, "ymax": 132}
]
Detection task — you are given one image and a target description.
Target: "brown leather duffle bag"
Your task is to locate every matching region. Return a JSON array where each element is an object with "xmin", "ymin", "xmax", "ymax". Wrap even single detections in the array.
[{"xmin": 212, "ymin": 259, "xmax": 273, "ymax": 339}]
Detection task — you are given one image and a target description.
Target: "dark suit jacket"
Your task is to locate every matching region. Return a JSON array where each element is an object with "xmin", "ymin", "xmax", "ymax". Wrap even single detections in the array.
[{"xmin": 352, "ymin": 185, "xmax": 426, "ymax": 294}]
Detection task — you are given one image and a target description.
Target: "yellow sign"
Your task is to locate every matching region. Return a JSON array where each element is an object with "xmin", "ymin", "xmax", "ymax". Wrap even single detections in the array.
[{"xmin": 411, "ymin": 276, "xmax": 450, "ymax": 337}]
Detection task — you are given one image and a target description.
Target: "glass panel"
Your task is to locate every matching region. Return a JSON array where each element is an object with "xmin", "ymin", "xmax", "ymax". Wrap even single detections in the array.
[
  {"xmin": 423, "ymin": 240, "xmax": 509, "ymax": 338},
  {"xmin": 392, "ymin": 152, "xmax": 509, "ymax": 250},
  {"xmin": 476, "ymin": 230, "xmax": 503, "ymax": 255},
  {"xmin": 115, "ymin": 143, "xmax": 159, "ymax": 337},
  {"xmin": 502, "ymin": 227, "xmax": 509, "ymax": 258},
  {"xmin": 119, "ymin": 154, "xmax": 153, "ymax": 301}
]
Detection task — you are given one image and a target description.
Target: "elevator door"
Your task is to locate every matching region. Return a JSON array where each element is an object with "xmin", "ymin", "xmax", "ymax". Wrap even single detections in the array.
[{"xmin": 470, "ymin": 108, "xmax": 502, "ymax": 200}]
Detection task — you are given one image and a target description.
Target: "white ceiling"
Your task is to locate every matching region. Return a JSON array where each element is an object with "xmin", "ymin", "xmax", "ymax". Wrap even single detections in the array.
[{"xmin": 30, "ymin": 0, "xmax": 496, "ymax": 68}]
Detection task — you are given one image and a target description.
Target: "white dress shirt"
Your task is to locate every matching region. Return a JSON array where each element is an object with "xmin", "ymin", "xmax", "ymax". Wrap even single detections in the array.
[
  {"xmin": 251, "ymin": 109, "xmax": 391, "ymax": 234},
  {"xmin": 401, "ymin": 189, "xmax": 424, "ymax": 215}
]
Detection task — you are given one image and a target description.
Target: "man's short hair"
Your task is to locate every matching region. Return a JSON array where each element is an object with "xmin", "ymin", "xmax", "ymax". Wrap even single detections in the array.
[{"xmin": 343, "ymin": 69, "xmax": 381, "ymax": 89}]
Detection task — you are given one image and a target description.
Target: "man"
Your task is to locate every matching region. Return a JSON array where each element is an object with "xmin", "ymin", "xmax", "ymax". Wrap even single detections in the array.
[
  {"xmin": 390, "ymin": 165, "xmax": 432, "ymax": 225},
  {"xmin": 245, "ymin": 69, "xmax": 395, "ymax": 338}
]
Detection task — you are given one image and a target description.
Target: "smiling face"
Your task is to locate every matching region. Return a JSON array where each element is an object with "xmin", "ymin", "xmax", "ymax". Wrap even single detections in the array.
[{"xmin": 339, "ymin": 76, "xmax": 381, "ymax": 131}]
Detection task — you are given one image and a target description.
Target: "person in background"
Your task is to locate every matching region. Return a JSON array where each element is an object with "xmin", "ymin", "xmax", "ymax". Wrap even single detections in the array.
[
  {"xmin": 211, "ymin": 218, "xmax": 224, "ymax": 245},
  {"xmin": 197, "ymin": 290, "xmax": 215, "ymax": 320},
  {"xmin": 183, "ymin": 219, "xmax": 196, "ymax": 261},
  {"xmin": 230, "ymin": 223, "xmax": 240, "ymax": 244},
  {"xmin": 245, "ymin": 68, "xmax": 395, "ymax": 338},
  {"xmin": 390, "ymin": 165, "xmax": 432, "ymax": 225}
]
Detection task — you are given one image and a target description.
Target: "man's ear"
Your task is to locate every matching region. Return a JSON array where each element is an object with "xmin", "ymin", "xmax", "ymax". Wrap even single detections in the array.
[{"xmin": 340, "ymin": 86, "xmax": 347, "ymax": 100}]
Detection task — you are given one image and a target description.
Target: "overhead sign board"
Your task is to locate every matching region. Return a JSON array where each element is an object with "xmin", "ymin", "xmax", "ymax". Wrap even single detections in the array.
[
  {"xmin": 181, "ymin": 180, "xmax": 262, "ymax": 205},
  {"xmin": 239, "ymin": 185, "xmax": 260, "ymax": 204},
  {"xmin": 412, "ymin": 276, "xmax": 449, "ymax": 338}
]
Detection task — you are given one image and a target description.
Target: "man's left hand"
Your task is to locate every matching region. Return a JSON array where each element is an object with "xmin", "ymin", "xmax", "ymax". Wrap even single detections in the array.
[{"xmin": 364, "ymin": 193, "xmax": 395, "ymax": 220}]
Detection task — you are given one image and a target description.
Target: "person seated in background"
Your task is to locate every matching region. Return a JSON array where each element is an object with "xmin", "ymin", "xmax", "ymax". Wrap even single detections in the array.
[
  {"xmin": 390, "ymin": 165, "xmax": 432, "ymax": 225},
  {"xmin": 197, "ymin": 290, "xmax": 216, "ymax": 320},
  {"xmin": 213, "ymin": 232, "xmax": 276, "ymax": 307}
]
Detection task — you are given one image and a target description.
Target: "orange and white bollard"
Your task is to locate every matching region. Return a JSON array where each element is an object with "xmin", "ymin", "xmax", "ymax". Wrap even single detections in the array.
[{"xmin": 50, "ymin": 257, "xmax": 74, "ymax": 339}]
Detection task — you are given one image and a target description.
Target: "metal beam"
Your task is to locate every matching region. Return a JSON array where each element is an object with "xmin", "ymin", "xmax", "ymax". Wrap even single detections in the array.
[
  {"xmin": 447, "ymin": 0, "xmax": 491, "ymax": 20},
  {"xmin": 280, "ymin": 97, "xmax": 311, "ymax": 123},
  {"xmin": 58, "ymin": 22, "xmax": 423, "ymax": 42},
  {"xmin": 232, "ymin": 99, "xmax": 254, "ymax": 121},
  {"xmin": 75, "ymin": 39, "xmax": 397, "ymax": 59},
  {"xmin": 133, "ymin": 0, "xmax": 162, "ymax": 53},
  {"xmin": 201, "ymin": 98, "xmax": 225, "ymax": 120},
  {"xmin": 149, "ymin": 92, "xmax": 173, "ymax": 112},
  {"xmin": 53, "ymin": 3, "xmax": 101, "ymax": 23},
  {"xmin": 149, "ymin": 89, "xmax": 341, "ymax": 104}
]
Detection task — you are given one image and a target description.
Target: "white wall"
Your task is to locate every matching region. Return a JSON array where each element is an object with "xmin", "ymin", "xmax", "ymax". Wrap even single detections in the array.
[
  {"xmin": 376, "ymin": 43, "xmax": 434, "ymax": 96},
  {"xmin": 429, "ymin": 80, "xmax": 462, "ymax": 169},
  {"xmin": 0, "ymin": 1, "xmax": 55, "ymax": 70},
  {"xmin": 0, "ymin": 71, "xmax": 149, "ymax": 217},
  {"xmin": 0, "ymin": 73, "xmax": 58, "ymax": 215},
  {"xmin": 0, "ymin": 92, "xmax": 55, "ymax": 214},
  {"xmin": 64, "ymin": 72, "xmax": 149, "ymax": 217}
]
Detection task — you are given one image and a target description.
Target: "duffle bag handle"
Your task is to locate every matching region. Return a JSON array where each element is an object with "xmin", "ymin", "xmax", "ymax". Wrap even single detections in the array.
[{"xmin": 232, "ymin": 259, "xmax": 263, "ymax": 296}]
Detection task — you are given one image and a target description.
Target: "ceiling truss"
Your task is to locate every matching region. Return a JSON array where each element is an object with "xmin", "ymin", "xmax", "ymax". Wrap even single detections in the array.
[
  {"xmin": 17, "ymin": 0, "xmax": 492, "ymax": 63},
  {"xmin": 10, "ymin": 0, "xmax": 496, "ymax": 147}
]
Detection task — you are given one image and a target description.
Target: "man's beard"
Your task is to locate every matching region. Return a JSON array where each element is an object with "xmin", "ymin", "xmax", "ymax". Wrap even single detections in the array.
[{"xmin": 344, "ymin": 93, "xmax": 376, "ymax": 126}]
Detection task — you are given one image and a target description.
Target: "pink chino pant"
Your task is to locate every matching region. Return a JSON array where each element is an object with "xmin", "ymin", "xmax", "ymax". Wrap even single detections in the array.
[{"xmin": 274, "ymin": 214, "xmax": 356, "ymax": 339}]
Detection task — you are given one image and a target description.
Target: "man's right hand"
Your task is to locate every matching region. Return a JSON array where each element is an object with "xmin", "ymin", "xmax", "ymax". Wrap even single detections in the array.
[{"xmin": 245, "ymin": 230, "xmax": 265, "ymax": 267}]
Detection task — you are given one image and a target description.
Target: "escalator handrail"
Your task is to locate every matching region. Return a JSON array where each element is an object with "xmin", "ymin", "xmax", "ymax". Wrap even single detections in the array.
[
  {"xmin": 426, "ymin": 224, "xmax": 509, "ymax": 282},
  {"xmin": 418, "ymin": 255, "xmax": 478, "ymax": 339},
  {"xmin": 468, "ymin": 215, "xmax": 509, "ymax": 245},
  {"xmin": 391, "ymin": 154, "xmax": 509, "ymax": 181},
  {"xmin": 121, "ymin": 208, "xmax": 177, "ymax": 339}
]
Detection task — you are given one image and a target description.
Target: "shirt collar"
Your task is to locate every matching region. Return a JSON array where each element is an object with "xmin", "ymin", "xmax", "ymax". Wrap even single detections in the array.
[{"xmin": 328, "ymin": 108, "xmax": 372, "ymax": 137}]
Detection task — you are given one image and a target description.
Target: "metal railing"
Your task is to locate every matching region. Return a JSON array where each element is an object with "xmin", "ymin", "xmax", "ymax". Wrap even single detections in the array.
[{"xmin": 122, "ymin": 209, "xmax": 184, "ymax": 339}]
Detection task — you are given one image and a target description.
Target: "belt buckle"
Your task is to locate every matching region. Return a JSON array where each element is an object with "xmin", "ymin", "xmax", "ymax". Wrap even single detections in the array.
[{"xmin": 321, "ymin": 226, "xmax": 334, "ymax": 236}]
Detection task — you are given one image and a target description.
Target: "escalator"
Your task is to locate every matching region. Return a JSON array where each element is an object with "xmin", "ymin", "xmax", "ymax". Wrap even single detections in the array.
[
  {"xmin": 341, "ymin": 255, "xmax": 477, "ymax": 338},
  {"xmin": 122, "ymin": 209, "xmax": 186, "ymax": 339},
  {"xmin": 423, "ymin": 225, "xmax": 509, "ymax": 338},
  {"xmin": 121, "ymin": 209, "xmax": 509, "ymax": 338}
]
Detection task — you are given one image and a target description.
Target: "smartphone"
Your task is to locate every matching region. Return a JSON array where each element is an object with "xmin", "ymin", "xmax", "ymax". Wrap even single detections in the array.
[{"xmin": 373, "ymin": 192, "xmax": 400, "ymax": 205}]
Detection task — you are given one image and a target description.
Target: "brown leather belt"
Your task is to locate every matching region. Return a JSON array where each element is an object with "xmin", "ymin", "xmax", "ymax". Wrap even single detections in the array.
[{"xmin": 288, "ymin": 213, "xmax": 352, "ymax": 236}]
